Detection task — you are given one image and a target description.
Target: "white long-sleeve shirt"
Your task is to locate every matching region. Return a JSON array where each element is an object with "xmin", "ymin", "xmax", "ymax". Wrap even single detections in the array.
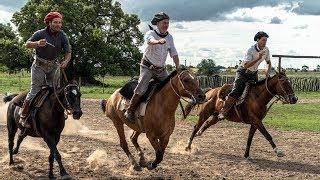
[
  {"xmin": 241, "ymin": 44, "xmax": 271, "ymax": 72},
  {"xmin": 143, "ymin": 29, "xmax": 178, "ymax": 67}
]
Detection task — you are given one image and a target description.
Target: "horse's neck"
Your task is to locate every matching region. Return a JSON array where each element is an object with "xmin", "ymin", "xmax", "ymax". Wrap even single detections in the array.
[
  {"xmin": 49, "ymin": 89, "xmax": 65, "ymax": 112},
  {"xmin": 155, "ymin": 77, "xmax": 181, "ymax": 114},
  {"xmin": 251, "ymin": 80, "xmax": 274, "ymax": 106}
]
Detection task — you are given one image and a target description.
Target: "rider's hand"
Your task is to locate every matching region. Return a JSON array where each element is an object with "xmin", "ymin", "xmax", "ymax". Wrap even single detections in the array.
[
  {"xmin": 258, "ymin": 49, "xmax": 266, "ymax": 60},
  {"xmin": 60, "ymin": 60, "xmax": 69, "ymax": 69},
  {"xmin": 37, "ymin": 39, "xmax": 47, "ymax": 47},
  {"xmin": 158, "ymin": 38, "xmax": 166, "ymax": 44}
]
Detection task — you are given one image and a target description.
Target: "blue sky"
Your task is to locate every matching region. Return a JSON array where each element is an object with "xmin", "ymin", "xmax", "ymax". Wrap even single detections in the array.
[{"xmin": 1, "ymin": 0, "xmax": 320, "ymax": 69}]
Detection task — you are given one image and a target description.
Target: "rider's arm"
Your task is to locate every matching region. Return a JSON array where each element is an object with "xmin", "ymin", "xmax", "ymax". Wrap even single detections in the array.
[
  {"xmin": 265, "ymin": 48, "xmax": 271, "ymax": 77},
  {"xmin": 243, "ymin": 50, "xmax": 266, "ymax": 69},
  {"xmin": 25, "ymin": 31, "xmax": 44, "ymax": 49},
  {"xmin": 173, "ymin": 55, "xmax": 180, "ymax": 69},
  {"xmin": 169, "ymin": 36, "xmax": 180, "ymax": 69}
]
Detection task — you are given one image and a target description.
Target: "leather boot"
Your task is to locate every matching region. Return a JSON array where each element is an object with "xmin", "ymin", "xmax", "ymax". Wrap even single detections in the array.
[
  {"xmin": 19, "ymin": 100, "xmax": 31, "ymax": 128},
  {"xmin": 218, "ymin": 96, "xmax": 237, "ymax": 119},
  {"xmin": 124, "ymin": 94, "xmax": 141, "ymax": 123}
]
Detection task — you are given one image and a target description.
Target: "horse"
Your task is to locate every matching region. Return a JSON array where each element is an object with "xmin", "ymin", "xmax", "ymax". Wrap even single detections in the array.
[
  {"xmin": 184, "ymin": 71, "xmax": 298, "ymax": 158},
  {"xmin": 4, "ymin": 72, "xmax": 83, "ymax": 180},
  {"xmin": 100, "ymin": 69, "xmax": 206, "ymax": 171}
]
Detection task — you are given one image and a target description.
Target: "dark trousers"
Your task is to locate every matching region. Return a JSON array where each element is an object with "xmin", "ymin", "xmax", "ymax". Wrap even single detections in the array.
[{"xmin": 229, "ymin": 67, "xmax": 258, "ymax": 99}]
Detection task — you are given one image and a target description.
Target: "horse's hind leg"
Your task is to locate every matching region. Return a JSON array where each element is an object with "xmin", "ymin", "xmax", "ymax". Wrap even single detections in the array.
[
  {"xmin": 113, "ymin": 120, "xmax": 141, "ymax": 171},
  {"xmin": 7, "ymin": 106, "xmax": 18, "ymax": 165},
  {"xmin": 13, "ymin": 132, "xmax": 27, "ymax": 154},
  {"xmin": 244, "ymin": 125, "xmax": 257, "ymax": 158},
  {"xmin": 185, "ymin": 110, "xmax": 211, "ymax": 151},
  {"xmin": 196, "ymin": 115, "xmax": 220, "ymax": 136},
  {"xmin": 130, "ymin": 131, "xmax": 146, "ymax": 167}
]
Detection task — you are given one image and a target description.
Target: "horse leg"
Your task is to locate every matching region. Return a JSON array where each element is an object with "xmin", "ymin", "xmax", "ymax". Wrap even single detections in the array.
[
  {"xmin": 130, "ymin": 131, "xmax": 146, "ymax": 167},
  {"xmin": 244, "ymin": 125, "xmax": 257, "ymax": 158},
  {"xmin": 196, "ymin": 116, "xmax": 220, "ymax": 136},
  {"xmin": 185, "ymin": 111, "xmax": 211, "ymax": 151},
  {"xmin": 48, "ymin": 151, "xmax": 54, "ymax": 179},
  {"xmin": 114, "ymin": 121, "xmax": 140, "ymax": 171},
  {"xmin": 13, "ymin": 133, "xmax": 27, "ymax": 154},
  {"xmin": 44, "ymin": 134, "xmax": 70, "ymax": 179},
  {"xmin": 146, "ymin": 134, "xmax": 165, "ymax": 170},
  {"xmin": 256, "ymin": 122, "xmax": 284, "ymax": 157},
  {"xmin": 7, "ymin": 113, "xmax": 17, "ymax": 165}
]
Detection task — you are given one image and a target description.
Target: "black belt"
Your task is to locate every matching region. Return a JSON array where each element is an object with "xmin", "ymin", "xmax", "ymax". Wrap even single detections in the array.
[
  {"xmin": 142, "ymin": 59, "xmax": 164, "ymax": 70},
  {"xmin": 239, "ymin": 66, "xmax": 257, "ymax": 75}
]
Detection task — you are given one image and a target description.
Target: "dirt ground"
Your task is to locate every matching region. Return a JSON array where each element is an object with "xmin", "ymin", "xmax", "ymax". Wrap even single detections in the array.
[{"xmin": 0, "ymin": 97, "xmax": 319, "ymax": 180}]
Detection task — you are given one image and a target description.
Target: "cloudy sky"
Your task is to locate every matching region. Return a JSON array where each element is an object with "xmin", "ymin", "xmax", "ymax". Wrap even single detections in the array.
[{"xmin": 1, "ymin": 0, "xmax": 320, "ymax": 69}]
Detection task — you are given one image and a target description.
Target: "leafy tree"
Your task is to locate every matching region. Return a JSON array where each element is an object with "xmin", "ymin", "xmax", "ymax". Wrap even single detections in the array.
[
  {"xmin": 11, "ymin": 0, "xmax": 143, "ymax": 83},
  {"xmin": 196, "ymin": 59, "xmax": 223, "ymax": 76},
  {"xmin": 0, "ymin": 23, "xmax": 30, "ymax": 73}
]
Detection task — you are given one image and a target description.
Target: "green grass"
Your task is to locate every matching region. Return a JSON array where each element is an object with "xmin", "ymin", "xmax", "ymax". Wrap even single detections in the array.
[
  {"xmin": 264, "ymin": 103, "xmax": 320, "ymax": 132},
  {"xmin": 0, "ymin": 72, "xmax": 319, "ymax": 133}
]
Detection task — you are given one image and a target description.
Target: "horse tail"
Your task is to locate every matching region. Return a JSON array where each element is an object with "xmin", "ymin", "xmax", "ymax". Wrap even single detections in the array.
[
  {"xmin": 3, "ymin": 93, "xmax": 18, "ymax": 103},
  {"xmin": 100, "ymin": 99, "xmax": 106, "ymax": 113}
]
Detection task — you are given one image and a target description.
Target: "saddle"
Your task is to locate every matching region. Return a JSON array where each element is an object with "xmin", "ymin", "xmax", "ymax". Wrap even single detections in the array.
[
  {"xmin": 218, "ymin": 80, "xmax": 256, "ymax": 105},
  {"xmin": 12, "ymin": 86, "xmax": 52, "ymax": 134}
]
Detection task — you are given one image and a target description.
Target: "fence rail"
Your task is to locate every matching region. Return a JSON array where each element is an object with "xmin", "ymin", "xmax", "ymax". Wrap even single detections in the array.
[{"xmin": 197, "ymin": 76, "xmax": 320, "ymax": 92}]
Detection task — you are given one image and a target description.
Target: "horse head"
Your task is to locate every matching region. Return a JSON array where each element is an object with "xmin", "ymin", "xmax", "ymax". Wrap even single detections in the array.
[
  {"xmin": 62, "ymin": 82, "xmax": 83, "ymax": 119},
  {"xmin": 268, "ymin": 70, "xmax": 298, "ymax": 104},
  {"xmin": 172, "ymin": 69, "xmax": 206, "ymax": 104}
]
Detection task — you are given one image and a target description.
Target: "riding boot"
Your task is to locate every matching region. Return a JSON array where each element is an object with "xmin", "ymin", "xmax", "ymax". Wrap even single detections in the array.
[
  {"xmin": 218, "ymin": 96, "xmax": 237, "ymax": 119},
  {"xmin": 19, "ymin": 100, "xmax": 31, "ymax": 128},
  {"xmin": 124, "ymin": 94, "xmax": 141, "ymax": 123}
]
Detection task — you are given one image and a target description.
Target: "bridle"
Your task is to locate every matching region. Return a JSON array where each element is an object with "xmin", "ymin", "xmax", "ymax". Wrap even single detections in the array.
[{"xmin": 170, "ymin": 70, "xmax": 198, "ymax": 103}]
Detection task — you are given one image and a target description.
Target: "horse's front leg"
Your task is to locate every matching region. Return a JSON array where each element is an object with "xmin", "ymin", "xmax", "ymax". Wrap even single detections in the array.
[
  {"xmin": 13, "ymin": 133, "xmax": 27, "ymax": 154},
  {"xmin": 255, "ymin": 121, "xmax": 285, "ymax": 157},
  {"xmin": 244, "ymin": 125, "xmax": 257, "ymax": 158},
  {"xmin": 44, "ymin": 134, "xmax": 71, "ymax": 180},
  {"xmin": 146, "ymin": 134, "xmax": 169, "ymax": 170}
]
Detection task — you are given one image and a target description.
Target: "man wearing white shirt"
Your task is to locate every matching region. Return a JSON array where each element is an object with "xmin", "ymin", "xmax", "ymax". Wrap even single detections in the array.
[
  {"xmin": 125, "ymin": 12, "xmax": 180, "ymax": 123},
  {"xmin": 218, "ymin": 31, "xmax": 272, "ymax": 119}
]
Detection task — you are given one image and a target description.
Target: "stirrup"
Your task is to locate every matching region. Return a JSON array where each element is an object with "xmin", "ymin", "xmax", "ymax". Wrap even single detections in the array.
[{"xmin": 19, "ymin": 119, "xmax": 31, "ymax": 128}]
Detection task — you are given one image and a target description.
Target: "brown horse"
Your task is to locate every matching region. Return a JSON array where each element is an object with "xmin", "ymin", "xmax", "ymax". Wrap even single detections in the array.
[
  {"xmin": 4, "ymin": 80, "xmax": 82, "ymax": 179},
  {"xmin": 184, "ymin": 71, "xmax": 298, "ymax": 158},
  {"xmin": 101, "ymin": 69, "xmax": 205, "ymax": 171}
]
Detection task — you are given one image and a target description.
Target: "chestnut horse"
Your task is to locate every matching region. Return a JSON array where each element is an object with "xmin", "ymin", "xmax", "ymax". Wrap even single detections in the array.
[
  {"xmin": 184, "ymin": 71, "xmax": 298, "ymax": 158},
  {"xmin": 101, "ymin": 69, "xmax": 205, "ymax": 170}
]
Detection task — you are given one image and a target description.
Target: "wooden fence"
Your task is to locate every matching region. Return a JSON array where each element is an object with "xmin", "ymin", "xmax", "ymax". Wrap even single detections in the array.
[{"xmin": 197, "ymin": 76, "xmax": 320, "ymax": 92}]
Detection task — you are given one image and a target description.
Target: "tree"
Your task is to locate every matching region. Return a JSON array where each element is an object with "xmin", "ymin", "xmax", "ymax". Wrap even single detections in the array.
[
  {"xmin": 11, "ymin": 0, "xmax": 144, "ymax": 83},
  {"xmin": 196, "ymin": 59, "xmax": 223, "ymax": 76},
  {"xmin": 0, "ymin": 23, "xmax": 30, "ymax": 72}
]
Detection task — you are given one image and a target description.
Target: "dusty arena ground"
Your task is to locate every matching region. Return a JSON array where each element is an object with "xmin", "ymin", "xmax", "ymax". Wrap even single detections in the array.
[{"xmin": 0, "ymin": 97, "xmax": 319, "ymax": 179}]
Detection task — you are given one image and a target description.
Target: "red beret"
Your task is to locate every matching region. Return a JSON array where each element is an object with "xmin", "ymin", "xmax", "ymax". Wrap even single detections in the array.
[{"xmin": 44, "ymin": 12, "xmax": 62, "ymax": 26}]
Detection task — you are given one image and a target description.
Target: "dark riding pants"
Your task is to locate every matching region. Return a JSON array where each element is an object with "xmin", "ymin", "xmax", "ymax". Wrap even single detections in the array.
[{"xmin": 229, "ymin": 67, "xmax": 258, "ymax": 99}]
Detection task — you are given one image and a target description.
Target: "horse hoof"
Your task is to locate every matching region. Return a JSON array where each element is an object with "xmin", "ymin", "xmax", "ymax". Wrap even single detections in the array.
[
  {"xmin": 185, "ymin": 147, "xmax": 191, "ymax": 151},
  {"xmin": 61, "ymin": 174, "xmax": 72, "ymax": 180},
  {"xmin": 13, "ymin": 150, "xmax": 18, "ymax": 155},
  {"xmin": 274, "ymin": 148, "xmax": 285, "ymax": 157},
  {"xmin": 245, "ymin": 156, "xmax": 252, "ymax": 160},
  {"xmin": 147, "ymin": 162, "xmax": 156, "ymax": 170},
  {"xmin": 132, "ymin": 164, "xmax": 142, "ymax": 171},
  {"xmin": 139, "ymin": 160, "xmax": 147, "ymax": 167},
  {"xmin": 48, "ymin": 174, "xmax": 55, "ymax": 179}
]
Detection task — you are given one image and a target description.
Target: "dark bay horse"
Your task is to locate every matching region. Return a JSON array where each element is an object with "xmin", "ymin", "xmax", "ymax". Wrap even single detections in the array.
[
  {"xmin": 4, "ymin": 79, "xmax": 82, "ymax": 179},
  {"xmin": 184, "ymin": 71, "xmax": 297, "ymax": 158},
  {"xmin": 101, "ymin": 69, "xmax": 205, "ymax": 171}
]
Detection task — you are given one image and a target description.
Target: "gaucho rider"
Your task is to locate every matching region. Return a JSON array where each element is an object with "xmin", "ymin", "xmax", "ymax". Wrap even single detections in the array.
[
  {"xmin": 20, "ymin": 11, "xmax": 72, "ymax": 128},
  {"xmin": 124, "ymin": 12, "xmax": 180, "ymax": 123},
  {"xmin": 218, "ymin": 31, "xmax": 272, "ymax": 119}
]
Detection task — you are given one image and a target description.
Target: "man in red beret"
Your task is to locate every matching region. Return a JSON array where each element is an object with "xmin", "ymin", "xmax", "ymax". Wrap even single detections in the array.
[{"xmin": 20, "ymin": 11, "xmax": 72, "ymax": 128}]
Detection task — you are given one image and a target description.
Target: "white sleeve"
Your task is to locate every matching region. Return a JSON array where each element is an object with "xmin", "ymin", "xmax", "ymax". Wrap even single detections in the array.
[
  {"xmin": 169, "ymin": 36, "xmax": 178, "ymax": 57},
  {"xmin": 265, "ymin": 47, "xmax": 271, "ymax": 63},
  {"xmin": 243, "ymin": 48, "xmax": 253, "ymax": 62},
  {"xmin": 145, "ymin": 30, "xmax": 156, "ymax": 43}
]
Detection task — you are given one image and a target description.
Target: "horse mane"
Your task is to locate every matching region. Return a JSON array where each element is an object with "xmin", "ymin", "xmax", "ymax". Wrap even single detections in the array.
[{"xmin": 153, "ymin": 68, "xmax": 187, "ymax": 92}]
